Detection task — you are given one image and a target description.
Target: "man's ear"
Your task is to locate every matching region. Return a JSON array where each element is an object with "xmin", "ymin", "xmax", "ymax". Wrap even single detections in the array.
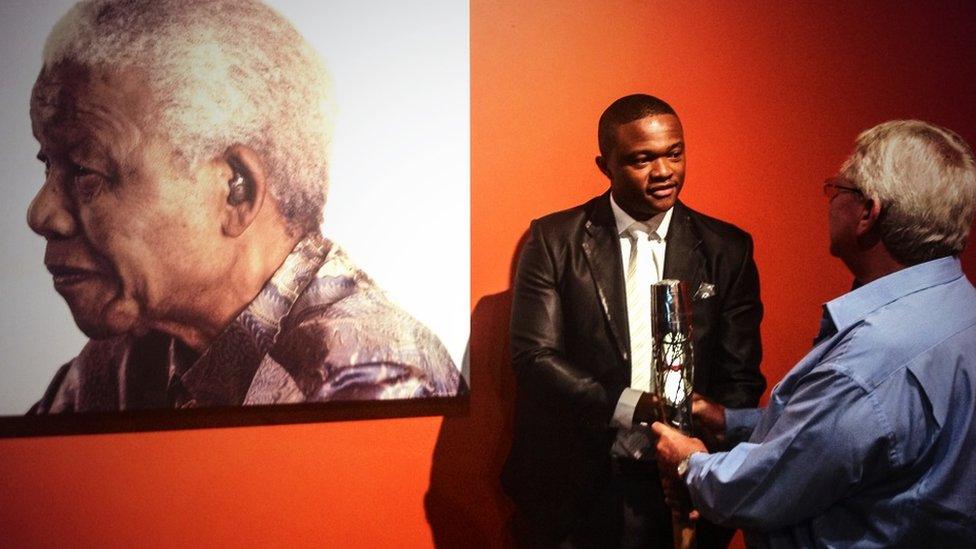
[
  {"xmin": 595, "ymin": 155, "xmax": 611, "ymax": 178},
  {"xmin": 857, "ymin": 197, "xmax": 883, "ymax": 237},
  {"xmin": 221, "ymin": 144, "xmax": 267, "ymax": 238}
]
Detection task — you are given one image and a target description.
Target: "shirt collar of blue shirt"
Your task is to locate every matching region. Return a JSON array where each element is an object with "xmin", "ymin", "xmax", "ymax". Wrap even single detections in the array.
[{"xmin": 823, "ymin": 256, "xmax": 964, "ymax": 335}]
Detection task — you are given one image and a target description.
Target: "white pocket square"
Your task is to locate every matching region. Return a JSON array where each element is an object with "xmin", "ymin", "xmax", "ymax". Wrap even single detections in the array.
[{"xmin": 694, "ymin": 282, "xmax": 716, "ymax": 300}]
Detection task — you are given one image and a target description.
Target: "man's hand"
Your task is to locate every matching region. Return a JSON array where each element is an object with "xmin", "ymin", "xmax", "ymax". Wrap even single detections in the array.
[
  {"xmin": 652, "ymin": 421, "xmax": 706, "ymax": 524},
  {"xmin": 691, "ymin": 393, "xmax": 726, "ymax": 434},
  {"xmin": 650, "ymin": 421, "xmax": 707, "ymax": 473}
]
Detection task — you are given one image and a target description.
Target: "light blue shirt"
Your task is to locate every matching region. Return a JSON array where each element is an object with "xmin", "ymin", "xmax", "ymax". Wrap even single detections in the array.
[{"xmin": 685, "ymin": 257, "xmax": 976, "ymax": 548}]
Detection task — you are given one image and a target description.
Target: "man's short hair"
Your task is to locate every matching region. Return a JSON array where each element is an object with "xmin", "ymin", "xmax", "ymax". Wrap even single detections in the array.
[
  {"xmin": 41, "ymin": 0, "xmax": 332, "ymax": 235},
  {"xmin": 598, "ymin": 94, "xmax": 678, "ymax": 157},
  {"xmin": 841, "ymin": 120, "xmax": 976, "ymax": 265}
]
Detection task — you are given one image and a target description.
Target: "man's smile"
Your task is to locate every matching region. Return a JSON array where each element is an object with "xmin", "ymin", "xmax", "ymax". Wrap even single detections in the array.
[{"xmin": 648, "ymin": 182, "xmax": 677, "ymax": 199}]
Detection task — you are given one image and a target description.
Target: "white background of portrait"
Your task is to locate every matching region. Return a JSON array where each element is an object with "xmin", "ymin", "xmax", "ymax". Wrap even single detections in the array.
[{"xmin": 0, "ymin": 0, "xmax": 469, "ymax": 415}]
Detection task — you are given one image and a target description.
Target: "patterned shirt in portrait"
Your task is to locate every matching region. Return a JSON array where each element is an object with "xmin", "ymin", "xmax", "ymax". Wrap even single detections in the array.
[{"xmin": 30, "ymin": 232, "xmax": 461, "ymax": 413}]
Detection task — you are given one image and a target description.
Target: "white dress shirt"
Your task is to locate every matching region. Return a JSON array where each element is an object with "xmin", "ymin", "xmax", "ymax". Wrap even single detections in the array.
[{"xmin": 607, "ymin": 195, "xmax": 673, "ymax": 455}]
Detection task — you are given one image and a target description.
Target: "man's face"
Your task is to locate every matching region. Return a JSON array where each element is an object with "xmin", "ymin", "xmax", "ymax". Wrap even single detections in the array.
[
  {"xmin": 599, "ymin": 114, "xmax": 686, "ymax": 220},
  {"xmin": 28, "ymin": 63, "xmax": 231, "ymax": 339},
  {"xmin": 826, "ymin": 175, "xmax": 865, "ymax": 262}
]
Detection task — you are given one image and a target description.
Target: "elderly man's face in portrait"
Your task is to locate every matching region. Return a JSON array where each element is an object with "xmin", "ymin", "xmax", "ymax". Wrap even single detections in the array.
[
  {"xmin": 28, "ymin": 63, "xmax": 232, "ymax": 340},
  {"xmin": 600, "ymin": 114, "xmax": 687, "ymax": 220}
]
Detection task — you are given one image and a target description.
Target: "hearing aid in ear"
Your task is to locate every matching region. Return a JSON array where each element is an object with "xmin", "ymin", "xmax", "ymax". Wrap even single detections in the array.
[{"xmin": 227, "ymin": 173, "xmax": 249, "ymax": 205}]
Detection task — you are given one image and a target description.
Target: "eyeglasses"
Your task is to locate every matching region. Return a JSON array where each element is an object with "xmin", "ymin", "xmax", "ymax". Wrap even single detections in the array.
[{"xmin": 822, "ymin": 178, "xmax": 863, "ymax": 200}]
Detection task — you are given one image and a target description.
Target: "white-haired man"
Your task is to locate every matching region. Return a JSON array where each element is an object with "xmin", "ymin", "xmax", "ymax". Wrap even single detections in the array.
[
  {"xmin": 28, "ymin": 0, "xmax": 460, "ymax": 412},
  {"xmin": 652, "ymin": 120, "xmax": 976, "ymax": 547}
]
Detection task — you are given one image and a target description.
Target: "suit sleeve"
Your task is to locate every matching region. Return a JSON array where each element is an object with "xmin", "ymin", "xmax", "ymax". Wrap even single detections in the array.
[
  {"xmin": 509, "ymin": 221, "xmax": 613, "ymax": 431},
  {"xmin": 710, "ymin": 233, "xmax": 765, "ymax": 408}
]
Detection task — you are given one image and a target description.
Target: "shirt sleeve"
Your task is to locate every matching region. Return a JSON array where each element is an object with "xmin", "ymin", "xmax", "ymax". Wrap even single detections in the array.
[
  {"xmin": 611, "ymin": 387, "xmax": 643, "ymax": 429},
  {"xmin": 683, "ymin": 365, "xmax": 895, "ymax": 531}
]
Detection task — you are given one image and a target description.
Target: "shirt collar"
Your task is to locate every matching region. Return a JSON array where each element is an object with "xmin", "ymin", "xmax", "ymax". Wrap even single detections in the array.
[
  {"xmin": 824, "ymin": 256, "xmax": 965, "ymax": 334},
  {"xmin": 174, "ymin": 232, "xmax": 331, "ymax": 407},
  {"xmin": 609, "ymin": 193, "xmax": 673, "ymax": 241}
]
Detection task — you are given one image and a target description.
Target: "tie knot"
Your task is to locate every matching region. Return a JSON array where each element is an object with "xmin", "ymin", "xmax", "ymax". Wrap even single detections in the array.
[{"xmin": 627, "ymin": 223, "xmax": 653, "ymax": 241}]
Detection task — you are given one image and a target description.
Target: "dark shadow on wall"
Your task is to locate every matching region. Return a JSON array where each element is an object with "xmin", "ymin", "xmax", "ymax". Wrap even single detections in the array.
[{"xmin": 425, "ymin": 232, "xmax": 528, "ymax": 548}]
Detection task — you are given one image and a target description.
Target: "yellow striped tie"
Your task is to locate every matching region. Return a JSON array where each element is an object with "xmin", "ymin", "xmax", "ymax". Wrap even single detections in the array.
[{"xmin": 625, "ymin": 226, "xmax": 655, "ymax": 393}]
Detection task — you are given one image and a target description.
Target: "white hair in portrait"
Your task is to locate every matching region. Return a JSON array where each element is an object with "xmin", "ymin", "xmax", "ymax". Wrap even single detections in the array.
[
  {"xmin": 41, "ymin": 0, "xmax": 333, "ymax": 235},
  {"xmin": 841, "ymin": 120, "xmax": 976, "ymax": 265}
]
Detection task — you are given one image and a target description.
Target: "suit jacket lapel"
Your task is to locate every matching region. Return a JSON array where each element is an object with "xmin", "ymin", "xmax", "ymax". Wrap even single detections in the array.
[
  {"xmin": 663, "ymin": 201, "xmax": 705, "ymax": 284},
  {"xmin": 582, "ymin": 193, "xmax": 630, "ymax": 362}
]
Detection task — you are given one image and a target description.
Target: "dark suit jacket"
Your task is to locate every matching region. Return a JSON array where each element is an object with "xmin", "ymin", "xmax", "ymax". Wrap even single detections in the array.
[{"xmin": 503, "ymin": 193, "xmax": 765, "ymax": 541}]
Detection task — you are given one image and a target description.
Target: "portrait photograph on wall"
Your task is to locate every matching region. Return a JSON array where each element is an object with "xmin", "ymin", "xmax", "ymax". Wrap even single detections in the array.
[{"xmin": 0, "ymin": 0, "xmax": 470, "ymax": 436}]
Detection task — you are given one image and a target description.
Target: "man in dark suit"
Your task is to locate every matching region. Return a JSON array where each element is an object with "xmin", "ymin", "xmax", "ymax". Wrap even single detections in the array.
[{"xmin": 503, "ymin": 94, "xmax": 766, "ymax": 547}]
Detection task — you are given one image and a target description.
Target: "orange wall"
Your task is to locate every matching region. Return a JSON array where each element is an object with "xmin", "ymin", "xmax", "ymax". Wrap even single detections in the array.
[{"xmin": 2, "ymin": 2, "xmax": 975, "ymax": 547}]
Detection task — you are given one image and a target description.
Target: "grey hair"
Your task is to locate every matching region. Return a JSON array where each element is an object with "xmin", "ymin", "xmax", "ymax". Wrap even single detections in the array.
[
  {"xmin": 41, "ymin": 0, "xmax": 333, "ymax": 235},
  {"xmin": 841, "ymin": 120, "xmax": 976, "ymax": 265}
]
